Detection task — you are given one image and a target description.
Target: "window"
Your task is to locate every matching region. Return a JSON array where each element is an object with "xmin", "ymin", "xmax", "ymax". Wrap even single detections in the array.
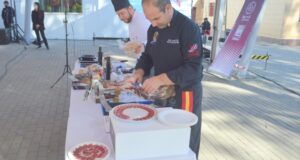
[
  {"xmin": 39, "ymin": 0, "xmax": 82, "ymax": 13},
  {"xmin": 209, "ymin": 2, "xmax": 215, "ymax": 17}
]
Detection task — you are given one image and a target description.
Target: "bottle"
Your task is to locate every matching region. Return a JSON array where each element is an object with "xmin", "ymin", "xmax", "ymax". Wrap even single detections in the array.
[
  {"xmin": 98, "ymin": 46, "xmax": 103, "ymax": 65},
  {"xmin": 105, "ymin": 57, "xmax": 111, "ymax": 80},
  {"xmin": 116, "ymin": 66, "xmax": 124, "ymax": 82}
]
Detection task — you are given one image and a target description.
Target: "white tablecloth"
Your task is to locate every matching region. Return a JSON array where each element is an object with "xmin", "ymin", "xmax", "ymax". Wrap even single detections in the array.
[{"xmin": 65, "ymin": 62, "xmax": 196, "ymax": 160}]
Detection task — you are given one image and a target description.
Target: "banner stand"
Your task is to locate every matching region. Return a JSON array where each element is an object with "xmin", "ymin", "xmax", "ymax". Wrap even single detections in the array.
[
  {"xmin": 208, "ymin": 0, "xmax": 266, "ymax": 78},
  {"xmin": 235, "ymin": 0, "xmax": 267, "ymax": 79}
]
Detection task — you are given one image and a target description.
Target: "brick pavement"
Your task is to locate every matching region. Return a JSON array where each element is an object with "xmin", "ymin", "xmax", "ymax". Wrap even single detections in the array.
[{"xmin": 0, "ymin": 40, "xmax": 299, "ymax": 160}]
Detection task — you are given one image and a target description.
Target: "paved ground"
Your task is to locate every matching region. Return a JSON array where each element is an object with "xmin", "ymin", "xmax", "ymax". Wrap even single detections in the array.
[
  {"xmin": 0, "ymin": 40, "xmax": 299, "ymax": 160},
  {"xmin": 250, "ymin": 42, "xmax": 300, "ymax": 94}
]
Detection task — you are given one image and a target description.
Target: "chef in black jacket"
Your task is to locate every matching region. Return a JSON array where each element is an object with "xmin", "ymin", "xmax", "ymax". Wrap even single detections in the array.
[
  {"xmin": 31, "ymin": 2, "xmax": 49, "ymax": 49},
  {"xmin": 128, "ymin": 0, "xmax": 203, "ymax": 157}
]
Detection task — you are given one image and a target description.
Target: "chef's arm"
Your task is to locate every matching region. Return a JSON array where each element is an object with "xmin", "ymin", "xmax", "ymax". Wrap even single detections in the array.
[
  {"xmin": 132, "ymin": 69, "xmax": 144, "ymax": 83},
  {"xmin": 135, "ymin": 42, "xmax": 153, "ymax": 76},
  {"xmin": 166, "ymin": 23, "xmax": 203, "ymax": 88},
  {"xmin": 142, "ymin": 73, "xmax": 174, "ymax": 93},
  {"xmin": 156, "ymin": 73, "xmax": 174, "ymax": 85},
  {"xmin": 134, "ymin": 69, "xmax": 144, "ymax": 77},
  {"xmin": 166, "ymin": 57, "xmax": 202, "ymax": 88}
]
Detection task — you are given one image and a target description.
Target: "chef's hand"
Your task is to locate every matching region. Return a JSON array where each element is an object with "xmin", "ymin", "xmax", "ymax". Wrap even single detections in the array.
[
  {"xmin": 143, "ymin": 76, "xmax": 164, "ymax": 94},
  {"xmin": 36, "ymin": 24, "xmax": 40, "ymax": 29},
  {"xmin": 134, "ymin": 44, "xmax": 145, "ymax": 54},
  {"xmin": 124, "ymin": 69, "xmax": 144, "ymax": 87},
  {"xmin": 143, "ymin": 74, "xmax": 174, "ymax": 94}
]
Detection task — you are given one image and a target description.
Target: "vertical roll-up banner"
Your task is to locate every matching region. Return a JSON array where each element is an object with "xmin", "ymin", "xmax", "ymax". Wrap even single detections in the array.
[{"xmin": 208, "ymin": 0, "xmax": 266, "ymax": 77}]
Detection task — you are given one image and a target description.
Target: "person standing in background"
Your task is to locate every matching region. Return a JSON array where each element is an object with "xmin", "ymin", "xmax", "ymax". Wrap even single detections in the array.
[
  {"xmin": 201, "ymin": 17, "xmax": 211, "ymax": 44},
  {"xmin": 32, "ymin": 2, "xmax": 49, "ymax": 50},
  {"xmin": 2, "ymin": 0, "xmax": 15, "ymax": 40},
  {"xmin": 201, "ymin": 17, "xmax": 211, "ymax": 35}
]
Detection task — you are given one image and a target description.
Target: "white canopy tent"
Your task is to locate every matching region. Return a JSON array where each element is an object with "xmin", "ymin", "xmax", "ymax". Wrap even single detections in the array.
[{"xmin": 20, "ymin": 0, "xmax": 191, "ymax": 42}]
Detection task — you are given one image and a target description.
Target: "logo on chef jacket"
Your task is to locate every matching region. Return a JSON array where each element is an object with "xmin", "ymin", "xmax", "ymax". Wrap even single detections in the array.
[
  {"xmin": 166, "ymin": 39, "xmax": 179, "ymax": 44},
  {"xmin": 151, "ymin": 31, "xmax": 159, "ymax": 45},
  {"xmin": 188, "ymin": 44, "xmax": 200, "ymax": 58}
]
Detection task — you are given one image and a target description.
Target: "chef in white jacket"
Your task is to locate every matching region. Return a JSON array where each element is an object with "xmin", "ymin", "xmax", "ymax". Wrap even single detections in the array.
[{"xmin": 111, "ymin": 0, "xmax": 150, "ymax": 55}]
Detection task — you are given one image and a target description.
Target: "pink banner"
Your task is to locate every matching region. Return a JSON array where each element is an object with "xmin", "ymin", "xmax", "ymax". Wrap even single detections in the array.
[{"xmin": 209, "ymin": 0, "xmax": 265, "ymax": 77}]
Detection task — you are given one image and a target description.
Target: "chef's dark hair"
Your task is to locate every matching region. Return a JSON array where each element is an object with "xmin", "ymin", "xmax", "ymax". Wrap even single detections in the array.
[
  {"xmin": 4, "ymin": 0, "xmax": 9, "ymax": 4},
  {"xmin": 111, "ymin": 0, "xmax": 132, "ymax": 12},
  {"xmin": 142, "ymin": 0, "xmax": 171, "ymax": 12}
]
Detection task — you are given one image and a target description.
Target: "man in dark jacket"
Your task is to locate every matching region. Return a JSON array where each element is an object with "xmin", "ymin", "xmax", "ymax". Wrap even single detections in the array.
[
  {"xmin": 1, "ymin": 1, "xmax": 14, "ymax": 29},
  {"xmin": 201, "ymin": 17, "xmax": 211, "ymax": 35},
  {"xmin": 128, "ymin": 0, "xmax": 203, "ymax": 158},
  {"xmin": 31, "ymin": 2, "xmax": 49, "ymax": 49}
]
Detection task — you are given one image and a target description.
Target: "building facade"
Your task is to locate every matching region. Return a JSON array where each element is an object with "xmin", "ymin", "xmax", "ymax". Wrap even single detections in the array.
[{"xmin": 192, "ymin": 0, "xmax": 300, "ymax": 46}]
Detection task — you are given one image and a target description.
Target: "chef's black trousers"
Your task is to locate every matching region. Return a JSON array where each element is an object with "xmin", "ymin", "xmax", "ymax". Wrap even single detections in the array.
[{"xmin": 188, "ymin": 84, "xmax": 202, "ymax": 158}]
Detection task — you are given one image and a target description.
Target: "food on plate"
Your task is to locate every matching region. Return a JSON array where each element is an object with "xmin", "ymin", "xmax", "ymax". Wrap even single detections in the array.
[
  {"xmin": 74, "ymin": 64, "xmax": 103, "ymax": 85},
  {"xmin": 80, "ymin": 77, "xmax": 92, "ymax": 85},
  {"xmin": 113, "ymin": 104, "xmax": 156, "ymax": 121},
  {"xmin": 130, "ymin": 85, "xmax": 175, "ymax": 100},
  {"xmin": 72, "ymin": 143, "xmax": 109, "ymax": 160},
  {"xmin": 155, "ymin": 85, "xmax": 176, "ymax": 100},
  {"xmin": 104, "ymin": 93, "xmax": 115, "ymax": 99},
  {"xmin": 78, "ymin": 68, "xmax": 89, "ymax": 75},
  {"xmin": 87, "ymin": 64, "xmax": 103, "ymax": 74},
  {"xmin": 102, "ymin": 80, "xmax": 132, "ymax": 90},
  {"xmin": 92, "ymin": 73, "xmax": 101, "ymax": 81},
  {"xmin": 75, "ymin": 70, "xmax": 92, "ymax": 85}
]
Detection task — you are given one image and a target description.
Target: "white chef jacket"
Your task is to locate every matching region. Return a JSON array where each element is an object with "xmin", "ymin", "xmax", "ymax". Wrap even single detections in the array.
[{"xmin": 128, "ymin": 11, "xmax": 150, "ymax": 44}]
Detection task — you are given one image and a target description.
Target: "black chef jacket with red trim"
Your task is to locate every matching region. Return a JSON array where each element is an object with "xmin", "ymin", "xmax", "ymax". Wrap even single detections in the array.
[{"xmin": 135, "ymin": 9, "xmax": 203, "ymax": 112}]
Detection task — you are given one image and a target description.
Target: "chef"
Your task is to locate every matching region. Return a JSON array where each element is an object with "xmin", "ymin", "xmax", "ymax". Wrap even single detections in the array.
[
  {"xmin": 128, "ymin": 0, "xmax": 203, "ymax": 158},
  {"xmin": 111, "ymin": 0, "xmax": 150, "ymax": 54}
]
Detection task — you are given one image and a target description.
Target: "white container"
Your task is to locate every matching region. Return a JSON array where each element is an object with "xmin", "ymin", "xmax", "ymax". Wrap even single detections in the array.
[{"xmin": 109, "ymin": 108, "xmax": 191, "ymax": 160}]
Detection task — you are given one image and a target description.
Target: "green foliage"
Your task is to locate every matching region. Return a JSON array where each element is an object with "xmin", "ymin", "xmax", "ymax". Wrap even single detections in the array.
[{"xmin": 71, "ymin": 2, "xmax": 82, "ymax": 13}]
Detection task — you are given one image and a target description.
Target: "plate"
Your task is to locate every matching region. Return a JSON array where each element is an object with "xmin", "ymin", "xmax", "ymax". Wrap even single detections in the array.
[
  {"xmin": 158, "ymin": 109, "xmax": 198, "ymax": 127},
  {"xmin": 68, "ymin": 142, "xmax": 110, "ymax": 160},
  {"xmin": 110, "ymin": 103, "xmax": 157, "ymax": 123}
]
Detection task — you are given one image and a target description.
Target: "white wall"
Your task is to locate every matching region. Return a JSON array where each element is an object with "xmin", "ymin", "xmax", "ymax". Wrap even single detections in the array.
[{"xmin": 43, "ymin": 0, "xmax": 128, "ymax": 40}]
